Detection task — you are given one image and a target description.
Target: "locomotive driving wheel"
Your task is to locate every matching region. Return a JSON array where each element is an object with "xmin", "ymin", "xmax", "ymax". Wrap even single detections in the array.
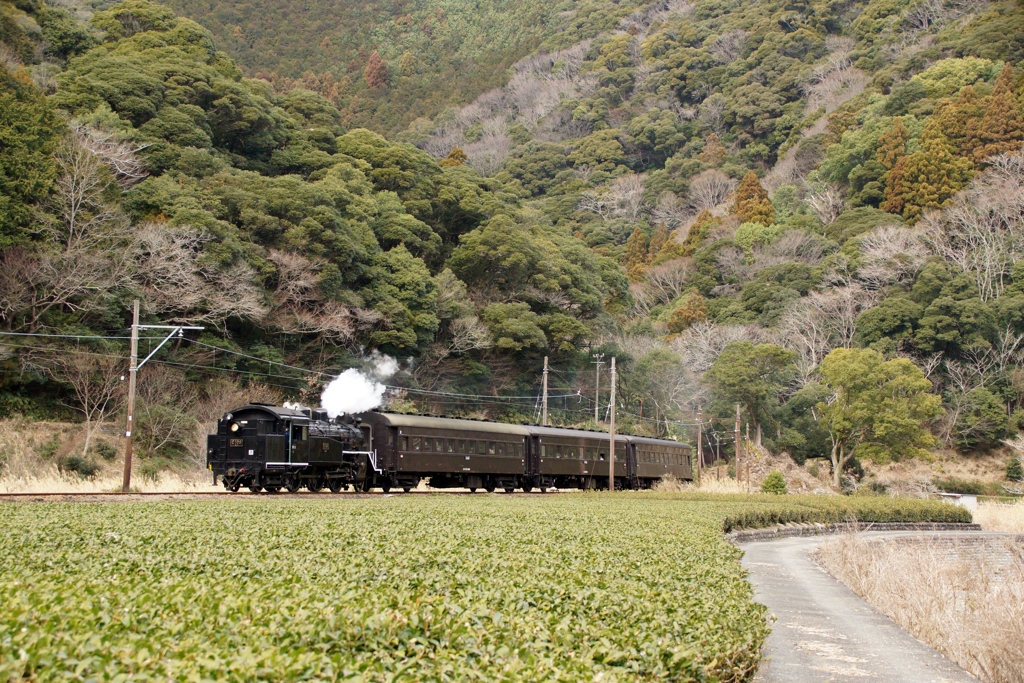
[
  {"xmin": 248, "ymin": 484, "xmax": 262, "ymax": 493},
  {"xmin": 307, "ymin": 478, "xmax": 323, "ymax": 493},
  {"xmin": 328, "ymin": 478, "xmax": 343, "ymax": 493},
  {"xmin": 485, "ymin": 483, "xmax": 495, "ymax": 493},
  {"xmin": 284, "ymin": 477, "xmax": 300, "ymax": 493},
  {"xmin": 380, "ymin": 481, "xmax": 391, "ymax": 493}
]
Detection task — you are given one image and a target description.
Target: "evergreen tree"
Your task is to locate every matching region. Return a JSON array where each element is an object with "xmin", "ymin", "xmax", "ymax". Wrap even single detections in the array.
[
  {"xmin": 977, "ymin": 64, "xmax": 1024, "ymax": 161},
  {"xmin": 364, "ymin": 51, "xmax": 389, "ymax": 89},
  {"xmin": 886, "ymin": 123, "xmax": 973, "ymax": 221},
  {"xmin": 698, "ymin": 133, "xmax": 727, "ymax": 166},
  {"xmin": 0, "ymin": 66, "xmax": 61, "ymax": 247},
  {"xmin": 876, "ymin": 118, "xmax": 909, "ymax": 170},
  {"xmin": 439, "ymin": 147, "xmax": 467, "ymax": 167},
  {"xmin": 732, "ymin": 171, "xmax": 775, "ymax": 226},
  {"xmin": 1007, "ymin": 455, "xmax": 1024, "ymax": 482},
  {"xmin": 933, "ymin": 86, "xmax": 985, "ymax": 160},
  {"xmin": 881, "ymin": 155, "xmax": 908, "ymax": 216},
  {"xmin": 624, "ymin": 225, "xmax": 650, "ymax": 282},
  {"xmin": 667, "ymin": 291, "xmax": 707, "ymax": 333},
  {"xmin": 648, "ymin": 223, "xmax": 669, "ymax": 261}
]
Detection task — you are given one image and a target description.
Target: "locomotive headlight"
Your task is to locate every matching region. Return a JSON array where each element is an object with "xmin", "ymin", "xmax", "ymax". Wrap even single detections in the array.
[{"xmin": 230, "ymin": 422, "xmax": 240, "ymax": 433}]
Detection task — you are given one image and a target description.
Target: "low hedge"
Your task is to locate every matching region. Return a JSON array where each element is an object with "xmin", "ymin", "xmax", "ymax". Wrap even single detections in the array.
[{"xmin": 678, "ymin": 493, "xmax": 973, "ymax": 532}]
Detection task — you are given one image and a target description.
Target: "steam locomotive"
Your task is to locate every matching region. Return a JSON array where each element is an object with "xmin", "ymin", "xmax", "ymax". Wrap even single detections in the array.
[{"xmin": 207, "ymin": 404, "xmax": 692, "ymax": 492}]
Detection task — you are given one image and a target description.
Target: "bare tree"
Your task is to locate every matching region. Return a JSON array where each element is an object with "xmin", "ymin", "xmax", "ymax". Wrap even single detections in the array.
[
  {"xmin": 669, "ymin": 321, "xmax": 774, "ymax": 373},
  {"xmin": 687, "ymin": 169, "xmax": 736, "ymax": 211},
  {"xmin": 465, "ymin": 119, "xmax": 512, "ymax": 175},
  {"xmin": 805, "ymin": 183, "xmax": 846, "ymax": 225},
  {"xmin": 650, "ymin": 192, "xmax": 692, "ymax": 230},
  {"xmin": 577, "ymin": 190, "xmax": 613, "ymax": 220},
  {"xmin": 607, "ymin": 173, "xmax": 649, "ymax": 222},
  {"xmin": 697, "ymin": 93, "xmax": 727, "ymax": 135},
  {"xmin": 923, "ymin": 152, "xmax": 1024, "ymax": 301},
  {"xmin": 134, "ymin": 364, "xmax": 200, "ymax": 458},
  {"xmin": 857, "ymin": 225, "xmax": 930, "ymax": 289},
  {"xmin": 265, "ymin": 249, "xmax": 372, "ymax": 344},
  {"xmin": 70, "ymin": 122, "xmax": 148, "ymax": 189},
  {"xmin": 132, "ymin": 224, "xmax": 268, "ymax": 328},
  {"xmin": 38, "ymin": 351, "xmax": 125, "ymax": 458},
  {"xmin": 780, "ymin": 285, "xmax": 876, "ymax": 377},
  {"xmin": 709, "ymin": 30, "xmax": 748, "ymax": 63}
]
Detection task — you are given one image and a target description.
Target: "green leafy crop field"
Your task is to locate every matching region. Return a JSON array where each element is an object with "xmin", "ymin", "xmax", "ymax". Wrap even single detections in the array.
[{"xmin": 0, "ymin": 494, "xmax": 970, "ymax": 681}]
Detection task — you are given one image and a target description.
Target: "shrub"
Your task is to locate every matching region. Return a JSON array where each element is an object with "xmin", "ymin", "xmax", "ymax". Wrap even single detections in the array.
[
  {"xmin": 1007, "ymin": 456, "xmax": 1024, "ymax": 482},
  {"xmin": 58, "ymin": 455, "xmax": 100, "ymax": 479},
  {"xmin": 761, "ymin": 471, "xmax": 787, "ymax": 495},
  {"xmin": 92, "ymin": 441, "xmax": 118, "ymax": 461},
  {"xmin": 38, "ymin": 434, "xmax": 62, "ymax": 460},
  {"xmin": 933, "ymin": 479, "xmax": 987, "ymax": 493}
]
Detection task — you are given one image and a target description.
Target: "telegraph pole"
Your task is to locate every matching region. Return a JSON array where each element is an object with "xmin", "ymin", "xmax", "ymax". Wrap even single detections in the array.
[
  {"xmin": 696, "ymin": 408, "xmax": 703, "ymax": 485},
  {"xmin": 734, "ymin": 404, "xmax": 742, "ymax": 485},
  {"xmin": 745, "ymin": 422, "xmax": 751, "ymax": 493},
  {"xmin": 541, "ymin": 356, "xmax": 549, "ymax": 426},
  {"xmin": 121, "ymin": 300, "xmax": 140, "ymax": 493},
  {"xmin": 608, "ymin": 356, "xmax": 616, "ymax": 492},
  {"xmin": 120, "ymin": 302, "xmax": 204, "ymax": 493},
  {"xmin": 591, "ymin": 352, "xmax": 604, "ymax": 424}
]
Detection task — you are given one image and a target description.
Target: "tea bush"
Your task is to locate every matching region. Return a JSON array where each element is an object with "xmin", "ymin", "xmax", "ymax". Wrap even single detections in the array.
[{"xmin": 1, "ymin": 496, "xmax": 769, "ymax": 682}]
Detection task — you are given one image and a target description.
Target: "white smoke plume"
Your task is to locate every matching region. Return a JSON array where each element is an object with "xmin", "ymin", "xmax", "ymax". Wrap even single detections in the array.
[{"xmin": 320, "ymin": 352, "xmax": 400, "ymax": 417}]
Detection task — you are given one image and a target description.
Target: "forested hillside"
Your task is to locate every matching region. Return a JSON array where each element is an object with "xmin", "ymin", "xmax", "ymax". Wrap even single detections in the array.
[
  {"xmin": 156, "ymin": 0, "xmax": 641, "ymax": 134},
  {"xmin": 1, "ymin": 0, "xmax": 1023, "ymax": 488}
]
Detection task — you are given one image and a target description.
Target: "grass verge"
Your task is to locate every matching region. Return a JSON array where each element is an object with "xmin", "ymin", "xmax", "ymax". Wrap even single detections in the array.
[{"xmin": 815, "ymin": 534, "xmax": 1024, "ymax": 683}]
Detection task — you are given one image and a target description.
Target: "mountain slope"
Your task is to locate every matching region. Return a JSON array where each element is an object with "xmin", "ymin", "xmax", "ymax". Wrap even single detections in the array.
[{"xmin": 156, "ymin": 0, "xmax": 649, "ymax": 134}]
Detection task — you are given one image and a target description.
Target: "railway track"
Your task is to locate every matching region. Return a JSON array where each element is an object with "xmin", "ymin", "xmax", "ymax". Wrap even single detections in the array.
[{"xmin": 0, "ymin": 489, "xmax": 549, "ymax": 502}]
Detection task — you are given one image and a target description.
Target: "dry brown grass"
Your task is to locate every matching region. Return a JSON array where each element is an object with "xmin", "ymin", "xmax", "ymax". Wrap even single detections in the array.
[
  {"xmin": 0, "ymin": 417, "xmax": 208, "ymax": 493},
  {"xmin": 974, "ymin": 499, "xmax": 1024, "ymax": 533},
  {"xmin": 653, "ymin": 473, "xmax": 748, "ymax": 494},
  {"xmin": 815, "ymin": 534, "xmax": 1024, "ymax": 683}
]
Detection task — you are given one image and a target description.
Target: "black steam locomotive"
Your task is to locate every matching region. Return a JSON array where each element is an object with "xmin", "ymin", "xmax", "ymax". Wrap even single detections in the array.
[{"xmin": 207, "ymin": 404, "xmax": 692, "ymax": 493}]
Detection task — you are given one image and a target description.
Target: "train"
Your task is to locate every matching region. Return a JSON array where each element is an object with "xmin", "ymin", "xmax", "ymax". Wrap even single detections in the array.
[{"xmin": 207, "ymin": 403, "xmax": 692, "ymax": 493}]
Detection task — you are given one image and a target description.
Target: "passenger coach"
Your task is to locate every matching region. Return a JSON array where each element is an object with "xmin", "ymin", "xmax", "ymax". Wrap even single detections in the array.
[{"xmin": 355, "ymin": 411, "xmax": 691, "ymax": 492}]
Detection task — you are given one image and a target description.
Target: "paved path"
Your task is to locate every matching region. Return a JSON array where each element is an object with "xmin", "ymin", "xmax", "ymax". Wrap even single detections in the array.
[{"xmin": 739, "ymin": 533, "xmax": 979, "ymax": 682}]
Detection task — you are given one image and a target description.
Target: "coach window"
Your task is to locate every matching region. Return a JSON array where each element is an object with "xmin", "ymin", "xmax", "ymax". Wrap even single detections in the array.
[
  {"xmin": 401, "ymin": 436, "xmax": 409, "ymax": 450},
  {"xmin": 412, "ymin": 437, "xmax": 421, "ymax": 451},
  {"xmin": 487, "ymin": 441, "xmax": 495, "ymax": 455},
  {"xmin": 446, "ymin": 439, "xmax": 454, "ymax": 453},
  {"xmin": 598, "ymin": 449, "xmax": 606, "ymax": 460},
  {"xmin": 555, "ymin": 445, "xmax": 562, "ymax": 459},
  {"xmin": 517, "ymin": 444, "xmax": 523, "ymax": 457},
  {"xmin": 540, "ymin": 444, "xmax": 546, "ymax": 458}
]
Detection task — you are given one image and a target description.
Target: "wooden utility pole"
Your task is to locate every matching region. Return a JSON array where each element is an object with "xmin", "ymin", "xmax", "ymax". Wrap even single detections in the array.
[
  {"xmin": 608, "ymin": 356, "xmax": 616, "ymax": 492},
  {"xmin": 745, "ymin": 422, "xmax": 751, "ymax": 493},
  {"xmin": 696, "ymin": 409, "xmax": 703, "ymax": 485},
  {"xmin": 541, "ymin": 356, "xmax": 549, "ymax": 426},
  {"xmin": 734, "ymin": 404, "xmax": 741, "ymax": 485},
  {"xmin": 592, "ymin": 353, "xmax": 604, "ymax": 424},
  {"xmin": 121, "ymin": 300, "xmax": 140, "ymax": 493},
  {"xmin": 120, "ymin": 304, "xmax": 203, "ymax": 493}
]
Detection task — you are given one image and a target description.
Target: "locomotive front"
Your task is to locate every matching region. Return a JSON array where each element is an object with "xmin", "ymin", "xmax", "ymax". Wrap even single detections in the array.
[{"xmin": 207, "ymin": 403, "xmax": 369, "ymax": 492}]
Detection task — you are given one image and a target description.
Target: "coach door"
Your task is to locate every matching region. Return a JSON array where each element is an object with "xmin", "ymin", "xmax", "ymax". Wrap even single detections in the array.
[{"xmin": 527, "ymin": 436, "xmax": 541, "ymax": 477}]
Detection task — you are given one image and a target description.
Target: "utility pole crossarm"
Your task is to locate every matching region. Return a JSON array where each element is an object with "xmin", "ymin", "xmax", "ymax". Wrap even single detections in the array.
[{"xmin": 136, "ymin": 325, "xmax": 204, "ymax": 370}]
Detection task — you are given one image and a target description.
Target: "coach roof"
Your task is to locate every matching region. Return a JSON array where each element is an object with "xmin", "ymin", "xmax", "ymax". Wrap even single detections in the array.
[{"xmin": 371, "ymin": 412, "xmax": 531, "ymax": 436}]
